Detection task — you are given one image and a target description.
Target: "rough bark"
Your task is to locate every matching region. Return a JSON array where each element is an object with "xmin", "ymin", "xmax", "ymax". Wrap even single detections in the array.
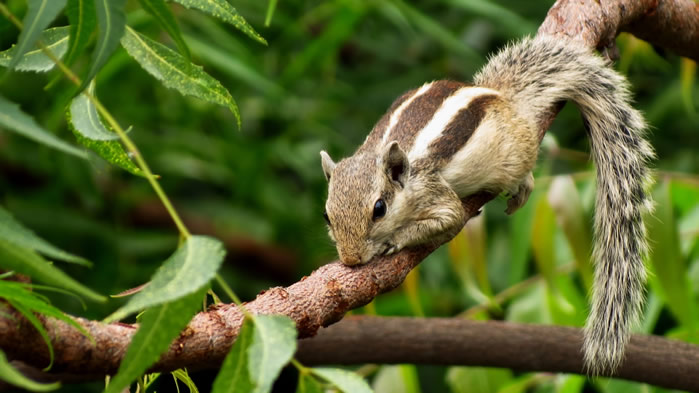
[{"xmin": 1, "ymin": 0, "xmax": 698, "ymax": 389}]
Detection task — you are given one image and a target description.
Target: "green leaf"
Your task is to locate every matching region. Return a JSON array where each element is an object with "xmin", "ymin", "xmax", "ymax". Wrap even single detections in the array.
[
  {"xmin": 680, "ymin": 58, "xmax": 696, "ymax": 116},
  {"xmin": 171, "ymin": 368, "xmax": 199, "ymax": 393},
  {"xmin": 0, "ymin": 204, "xmax": 90, "ymax": 266},
  {"xmin": 0, "ymin": 239, "xmax": 105, "ymax": 303},
  {"xmin": 264, "ymin": 0, "xmax": 277, "ymax": 27},
  {"xmin": 445, "ymin": 0, "xmax": 536, "ymax": 37},
  {"xmin": 548, "ymin": 176, "xmax": 593, "ymax": 289},
  {"xmin": 508, "ymin": 189, "xmax": 539, "ymax": 285},
  {"xmin": 0, "ymin": 349, "xmax": 59, "ymax": 391},
  {"xmin": 445, "ymin": 366, "xmax": 512, "ymax": 393},
  {"xmin": 448, "ymin": 216, "xmax": 492, "ymax": 304},
  {"xmin": 120, "ymin": 27, "xmax": 240, "ymax": 127},
  {"xmin": 6, "ymin": 299, "xmax": 55, "ymax": 370},
  {"xmin": 372, "ymin": 365, "xmax": 420, "ymax": 393},
  {"xmin": 67, "ymin": 89, "xmax": 118, "ymax": 141},
  {"xmin": 530, "ymin": 197, "xmax": 556, "ymax": 287},
  {"xmin": 67, "ymin": 89, "xmax": 145, "ymax": 177},
  {"xmin": 138, "ymin": 0, "xmax": 190, "ymax": 59},
  {"xmin": 0, "ymin": 95, "xmax": 87, "ymax": 159},
  {"xmin": 104, "ymin": 286, "xmax": 207, "ymax": 393},
  {"xmin": 505, "ymin": 283, "xmax": 551, "ymax": 324},
  {"xmin": 105, "ymin": 235, "xmax": 226, "ymax": 322},
  {"xmin": 80, "ymin": 0, "xmax": 126, "ymax": 92},
  {"xmin": 7, "ymin": 0, "xmax": 67, "ymax": 70},
  {"xmin": 389, "ymin": 0, "xmax": 482, "ymax": 63},
  {"xmin": 647, "ymin": 181, "xmax": 694, "ymax": 328},
  {"xmin": 281, "ymin": 4, "xmax": 363, "ymax": 83},
  {"xmin": 558, "ymin": 375, "xmax": 586, "ymax": 393},
  {"xmin": 211, "ymin": 317, "xmax": 255, "ymax": 393},
  {"xmin": 0, "ymin": 281, "xmax": 89, "ymax": 336},
  {"xmin": 63, "ymin": 0, "xmax": 97, "ymax": 67},
  {"xmin": 312, "ymin": 368, "xmax": 373, "ymax": 393},
  {"xmin": 171, "ymin": 0, "xmax": 266, "ymax": 45},
  {"xmin": 184, "ymin": 34, "xmax": 282, "ymax": 97},
  {"xmin": 295, "ymin": 373, "xmax": 323, "ymax": 393},
  {"xmin": 0, "ymin": 27, "xmax": 69, "ymax": 72},
  {"xmin": 248, "ymin": 315, "xmax": 297, "ymax": 393},
  {"xmin": 212, "ymin": 315, "xmax": 296, "ymax": 393}
]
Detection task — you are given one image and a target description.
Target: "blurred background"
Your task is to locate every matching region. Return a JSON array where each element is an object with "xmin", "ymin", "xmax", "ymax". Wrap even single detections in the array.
[{"xmin": 0, "ymin": 0, "xmax": 697, "ymax": 392}]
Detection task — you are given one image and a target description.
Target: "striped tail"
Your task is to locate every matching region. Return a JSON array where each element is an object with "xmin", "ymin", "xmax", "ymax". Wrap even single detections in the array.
[{"xmin": 474, "ymin": 36, "xmax": 655, "ymax": 374}]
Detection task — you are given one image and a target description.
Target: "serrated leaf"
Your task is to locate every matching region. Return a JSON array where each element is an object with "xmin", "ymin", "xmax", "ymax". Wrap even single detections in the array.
[
  {"xmin": 211, "ymin": 317, "xmax": 255, "ymax": 393},
  {"xmin": 6, "ymin": 299, "xmax": 55, "ymax": 370},
  {"xmin": 67, "ymin": 89, "xmax": 145, "ymax": 177},
  {"xmin": 79, "ymin": 0, "xmax": 126, "ymax": 92},
  {"xmin": 171, "ymin": 0, "xmax": 266, "ymax": 45},
  {"xmin": 7, "ymin": 0, "xmax": 67, "ymax": 70},
  {"xmin": 105, "ymin": 235, "xmax": 225, "ymax": 322},
  {"xmin": 104, "ymin": 286, "xmax": 207, "ymax": 393},
  {"xmin": 120, "ymin": 27, "xmax": 240, "ymax": 127},
  {"xmin": 0, "ymin": 27, "xmax": 69, "ymax": 72},
  {"xmin": 312, "ymin": 368, "xmax": 373, "ymax": 393},
  {"xmin": 0, "ymin": 239, "xmax": 105, "ymax": 303},
  {"xmin": 72, "ymin": 131, "xmax": 145, "ymax": 176},
  {"xmin": 0, "ymin": 204, "xmax": 90, "ymax": 266},
  {"xmin": 0, "ymin": 95, "xmax": 86, "ymax": 159},
  {"xmin": 67, "ymin": 88, "xmax": 118, "ymax": 140},
  {"xmin": 295, "ymin": 374, "xmax": 323, "ymax": 393},
  {"xmin": 138, "ymin": 0, "xmax": 190, "ymax": 59},
  {"xmin": 248, "ymin": 315, "xmax": 297, "ymax": 393},
  {"xmin": 63, "ymin": 0, "xmax": 97, "ymax": 67},
  {"xmin": 0, "ymin": 281, "xmax": 89, "ymax": 338},
  {"xmin": 0, "ymin": 349, "xmax": 59, "ymax": 391}
]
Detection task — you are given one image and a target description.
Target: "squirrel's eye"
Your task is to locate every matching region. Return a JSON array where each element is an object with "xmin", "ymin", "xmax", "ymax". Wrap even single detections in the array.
[
  {"xmin": 323, "ymin": 210, "xmax": 331, "ymax": 225},
  {"xmin": 372, "ymin": 199, "xmax": 386, "ymax": 221}
]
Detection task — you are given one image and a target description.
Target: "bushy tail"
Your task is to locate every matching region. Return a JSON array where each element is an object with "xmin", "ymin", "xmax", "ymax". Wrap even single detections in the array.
[{"xmin": 475, "ymin": 36, "xmax": 655, "ymax": 374}]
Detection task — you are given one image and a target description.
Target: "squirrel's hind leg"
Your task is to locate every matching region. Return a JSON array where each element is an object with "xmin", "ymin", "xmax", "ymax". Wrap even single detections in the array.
[{"xmin": 505, "ymin": 172, "xmax": 534, "ymax": 215}]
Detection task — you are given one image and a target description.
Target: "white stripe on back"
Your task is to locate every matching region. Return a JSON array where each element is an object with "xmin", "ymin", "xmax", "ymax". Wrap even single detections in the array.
[
  {"xmin": 408, "ymin": 87, "xmax": 500, "ymax": 160},
  {"xmin": 380, "ymin": 82, "xmax": 434, "ymax": 145}
]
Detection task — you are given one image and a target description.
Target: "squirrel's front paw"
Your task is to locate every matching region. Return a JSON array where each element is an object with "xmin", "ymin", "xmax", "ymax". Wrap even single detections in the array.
[{"xmin": 506, "ymin": 172, "xmax": 534, "ymax": 215}]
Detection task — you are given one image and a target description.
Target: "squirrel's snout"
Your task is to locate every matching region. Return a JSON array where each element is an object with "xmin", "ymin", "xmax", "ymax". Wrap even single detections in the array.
[{"xmin": 340, "ymin": 253, "xmax": 361, "ymax": 266}]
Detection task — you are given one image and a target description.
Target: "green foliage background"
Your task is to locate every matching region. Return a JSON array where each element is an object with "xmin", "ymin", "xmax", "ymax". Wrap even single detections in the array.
[{"xmin": 0, "ymin": 0, "xmax": 697, "ymax": 392}]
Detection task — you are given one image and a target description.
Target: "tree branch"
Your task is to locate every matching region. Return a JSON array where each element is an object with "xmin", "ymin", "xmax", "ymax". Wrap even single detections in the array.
[
  {"xmin": 539, "ymin": 0, "xmax": 699, "ymax": 62},
  {"xmin": 1, "ymin": 0, "xmax": 697, "ymax": 388},
  {"xmin": 297, "ymin": 317, "xmax": 699, "ymax": 392}
]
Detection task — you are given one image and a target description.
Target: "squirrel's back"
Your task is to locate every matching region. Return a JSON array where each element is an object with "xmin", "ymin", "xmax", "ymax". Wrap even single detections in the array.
[{"xmin": 358, "ymin": 80, "xmax": 537, "ymax": 196}]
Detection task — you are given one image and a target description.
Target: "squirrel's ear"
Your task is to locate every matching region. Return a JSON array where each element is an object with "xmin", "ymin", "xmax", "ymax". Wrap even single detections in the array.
[
  {"xmin": 382, "ymin": 141, "xmax": 409, "ymax": 188},
  {"xmin": 320, "ymin": 151, "xmax": 336, "ymax": 182}
]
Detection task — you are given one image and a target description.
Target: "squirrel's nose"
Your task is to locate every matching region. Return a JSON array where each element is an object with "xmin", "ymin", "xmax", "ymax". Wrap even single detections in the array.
[{"xmin": 339, "ymin": 252, "xmax": 361, "ymax": 266}]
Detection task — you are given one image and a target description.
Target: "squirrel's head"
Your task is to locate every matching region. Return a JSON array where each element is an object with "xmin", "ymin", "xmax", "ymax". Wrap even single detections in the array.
[{"xmin": 320, "ymin": 141, "xmax": 410, "ymax": 265}]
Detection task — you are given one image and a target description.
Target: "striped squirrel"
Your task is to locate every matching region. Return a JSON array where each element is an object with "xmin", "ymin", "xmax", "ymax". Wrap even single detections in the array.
[{"xmin": 320, "ymin": 36, "xmax": 654, "ymax": 374}]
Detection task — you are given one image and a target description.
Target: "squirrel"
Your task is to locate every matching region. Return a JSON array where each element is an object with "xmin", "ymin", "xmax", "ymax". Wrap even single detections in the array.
[{"xmin": 319, "ymin": 35, "xmax": 654, "ymax": 374}]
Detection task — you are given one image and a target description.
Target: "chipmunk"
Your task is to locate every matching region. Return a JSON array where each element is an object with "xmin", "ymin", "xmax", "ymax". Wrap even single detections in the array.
[{"xmin": 320, "ymin": 35, "xmax": 654, "ymax": 374}]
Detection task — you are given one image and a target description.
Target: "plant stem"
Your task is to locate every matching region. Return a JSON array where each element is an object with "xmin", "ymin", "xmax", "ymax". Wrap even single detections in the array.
[{"xmin": 0, "ymin": 4, "xmax": 191, "ymax": 239}]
